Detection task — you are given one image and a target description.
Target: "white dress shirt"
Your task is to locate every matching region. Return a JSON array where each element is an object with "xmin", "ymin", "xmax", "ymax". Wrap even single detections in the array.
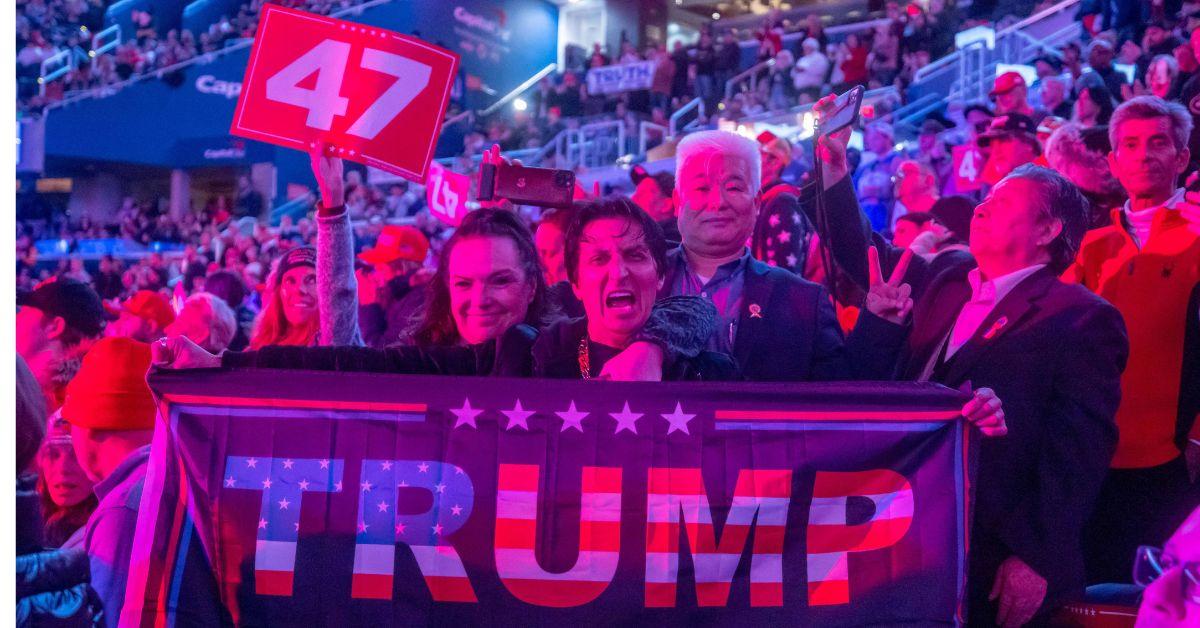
[{"xmin": 946, "ymin": 264, "xmax": 1047, "ymax": 359}]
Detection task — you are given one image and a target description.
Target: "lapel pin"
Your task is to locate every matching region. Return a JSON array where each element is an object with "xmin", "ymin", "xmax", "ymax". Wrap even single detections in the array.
[
  {"xmin": 982, "ymin": 316, "xmax": 1008, "ymax": 340},
  {"xmin": 749, "ymin": 303, "xmax": 763, "ymax": 319}
]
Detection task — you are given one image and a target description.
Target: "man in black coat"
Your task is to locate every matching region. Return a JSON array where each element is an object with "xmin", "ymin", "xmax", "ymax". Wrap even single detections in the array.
[
  {"xmin": 659, "ymin": 129, "xmax": 871, "ymax": 381},
  {"xmin": 843, "ymin": 164, "xmax": 1129, "ymax": 626}
]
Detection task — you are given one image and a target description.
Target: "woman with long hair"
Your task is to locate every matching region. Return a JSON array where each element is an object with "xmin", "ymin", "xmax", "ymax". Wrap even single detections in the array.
[
  {"xmin": 249, "ymin": 246, "xmax": 319, "ymax": 348},
  {"xmin": 1074, "ymin": 84, "xmax": 1116, "ymax": 128},
  {"xmin": 408, "ymin": 208, "xmax": 548, "ymax": 347},
  {"xmin": 36, "ymin": 414, "xmax": 97, "ymax": 547}
]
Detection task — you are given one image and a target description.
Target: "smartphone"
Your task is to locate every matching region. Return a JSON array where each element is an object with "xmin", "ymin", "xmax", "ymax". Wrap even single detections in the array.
[
  {"xmin": 478, "ymin": 161, "xmax": 576, "ymax": 209},
  {"xmin": 818, "ymin": 85, "xmax": 865, "ymax": 137}
]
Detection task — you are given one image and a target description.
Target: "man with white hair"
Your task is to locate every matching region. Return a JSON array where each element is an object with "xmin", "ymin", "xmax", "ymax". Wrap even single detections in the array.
[
  {"xmin": 164, "ymin": 292, "xmax": 238, "ymax": 354},
  {"xmin": 658, "ymin": 129, "xmax": 865, "ymax": 381},
  {"xmin": 791, "ymin": 37, "xmax": 830, "ymax": 102}
]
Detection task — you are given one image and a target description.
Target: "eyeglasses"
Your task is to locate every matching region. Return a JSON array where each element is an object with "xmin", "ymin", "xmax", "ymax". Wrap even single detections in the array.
[{"xmin": 1134, "ymin": 545, "xmax": 1200, "ymax": 605}]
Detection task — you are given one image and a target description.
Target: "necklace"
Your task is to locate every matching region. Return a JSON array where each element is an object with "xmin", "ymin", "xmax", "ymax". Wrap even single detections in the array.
[{"xmin": 577, "ymin": 336, "xmax": 591, "ymax": 380}]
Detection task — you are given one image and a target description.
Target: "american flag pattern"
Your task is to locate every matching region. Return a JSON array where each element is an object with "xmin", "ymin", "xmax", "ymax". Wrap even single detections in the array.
[{"xmin": 127, "ymin": 373, "xmax": 972, "ymax": 626}]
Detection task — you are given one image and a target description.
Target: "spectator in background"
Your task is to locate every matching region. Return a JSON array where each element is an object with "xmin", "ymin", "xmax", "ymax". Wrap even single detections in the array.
[
  {"xmin": 249, "ymin": 246, "xmax": 319, "ymax": 348},
  {"xmin": 587, "ymin": 42, "xmax": 609, "ymax": 69},
  {"xmin": 234, "ymin": 175, "xmax": 262, "ymax": 219},
  {"xmin": 990, "ymin": 72, "xmax": 1042, "ymax": 122},
  {"xmin": 16, "ymin": 278, "xmax": 107, "ymax": 411},
  {"xmin": 1039, "ymin": 75, "xmax": 1074, "ymax": 120},
  {"xmin": 104, "ymin": 290, "xmax": 174, "ymax": 343},
  {"xmin": 891, "ymin": 211, "xmax": 935, "ymax": 248},
  {"xmin": 1146, "ymin": 54, "xmax": 1181, "ymax": 100},
  {"xmin": 693, "ymin": 32, "xmax": 718, "ymax": 110},
  {"xmin": 1074, "ymin": 84, "xmax": 1117, "ymax": 127},
  {"xmin": 715, "ymin": 31, "xmax": 740, "ymax": 97},
  {"xmin": 649, "ymin": 42, "xmax": 674, "ymax": 112},
  {"xmin": 836, "ymin": 32, "xmax": 870, "ymax": 90},
  {"xmin": 754, "ymin": 133, "xmax": 817, "ymax": 277},
  {"xmin": 978, "ymin": 114, "xmax": 1042, "ymax": 186},
  {"xmin": 203, "ymin": 269, "xmax": 252, "ymax": 351},
  {"xmin": 766, "ymin": 49, "xmax": 795, "ymax": 111},
  {"xmin": 1068, "ymin": 96, "xmax": 1200, "ymax": 587},
  {"xmin": 1045, "ymin": 123, "xmax": 1126, "ymax": 228},
  {"xmin": 92, "ymin": 255, "xmax": 123, "ymax": 300},
  {"xmin": 355, "ymin": 225, "xmax": 430, "ymax": 348},
  {"xmin": 165, "ymin": 292, "xmax": 238, "ymax": 354},
  {"xmin": 670, "ymin": 40, "xmax": 690, "ymax": 107},
  {"xmin": 868, "ymin": 23, "xmax": 900, "ymax": 86},
  {"xmin": 892, "ymin": 160, "xmax": 940, "ymax": 225},
  {"xmin": 755, "ymin": 15, "xmax": 784, "ymax": 61},
  {"xmin": 60, "ymin": 337, "xmax": 156, "ymax": 626},
  {"xmin": 1085, "ymin": 39, "xmax": 1128, "ymax": 102},
  {"xmin": 792, "ymin": 37, "xmax": 831, "ymax": 103},
  {"xmin": 36, "ymin": 414, "xmax": 97, "ymax": 547},
  {"xmin": 856, "ymin": 121, "xmax": 901, "ymax": 208},
  {"xmin": 910, "ymin": 118, "xmax": 954, "ymax": 194},
  {"xmin": 630, "ymin": 169, "xmax": 679, "ymax": 243}
]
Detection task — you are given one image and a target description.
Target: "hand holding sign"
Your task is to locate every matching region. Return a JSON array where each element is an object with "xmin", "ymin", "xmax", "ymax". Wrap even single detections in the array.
[{"xmin": 231, "ymin": 5, "xmax": 459, "ymax": 181}]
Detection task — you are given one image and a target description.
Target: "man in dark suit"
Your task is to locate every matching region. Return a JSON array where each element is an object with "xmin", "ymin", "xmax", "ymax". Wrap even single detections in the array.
[
  {"xmin": 658, "ymin": 129, "xmax": 868, "ymax": 381},
  {"xmin": 846, "ymin": 164, "xmax": 1130, "ymax": 626}
]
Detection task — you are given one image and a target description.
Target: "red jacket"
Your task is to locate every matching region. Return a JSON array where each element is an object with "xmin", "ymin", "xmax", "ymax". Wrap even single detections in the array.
[{"xmin": 1064, "ymin": 204, "xmax": 1200, "ymax": 468}]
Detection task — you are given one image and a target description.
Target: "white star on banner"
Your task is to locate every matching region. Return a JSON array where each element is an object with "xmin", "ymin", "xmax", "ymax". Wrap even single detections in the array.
[
  {"xmin": 557, "ymin": 401, "xmax": 588, "ymax": 433},
  {"xmin": 358, "ymin": 522, "xmax": 369, "ymax": 533},
  {"xmin": 224, "ymin": 476, "xmax": 236, "ymax": 488},
  {"xmin": 258, "ymin": 518, "xmax": 267, "ymax": 530},
  {"xmin": 278, "ymin": 498, "xmax": 290, "ymax": 510},
  {"xmin": 662, "ymin": 402, "xmax": 696, "ymax": 435},
  {"xmin": 777, "ymin": 230, "xmax": 791, "ymax": 243},
  {"xmin": 377, "ymin": 501, "xmax": 389, "ymax": 513},
  {"xmin": 334, "ymin": 481, "xmax": 343, "ymax": 492},
  {"xmin": 395, "ymin": 523, "xmax": 405, "ymax": 535},
  {"xmin": 361, "ymin": 480, "xmax": 373, "ymax": 492},
  {"xmin": 786, "ymin": 254, "xmax": 798, "ymax": 267},
  {"xmin": 282, "ymin": 459, "xmax": 294, "ymax": 469},
  {"xmin": 769, "ymin": 214, "xmax": 781, "ymax": 227},
  {"xmin": 451, "ymin": 398, "xmax": 483, "ymax": 429},
  {"xmin": 319, "ymin": 459, "xmax": 330, "ymax": 469},
  {"xmin": 610, "ymin": 401, "xmax": 643, "ymax": 435},
  {"xmin": 246, "ymin": 458, "xmax": 257, "ymax": 469},
  {"xmin": 261, "ymin": 478, "xmax": 272, "ymax": 489},
  {"xmin": 298, "ymin": 479, "xmax": 310, "ymax": 491},
  {"xmin": 433, "ymin": 524, "xmax": 444, "ymax": 535},
  {"xmin": 418, "ymin": 462, "xmax": 429, "ymax": 473},
  {"xmin": 381, "ymin": 461, "xmax": 392, "ymax": 470},
  {"xmin": 502, "ymin": 399, "xmax": 535, "ymax": 431},
  {"xmin": 451, "ymin": 504, "xmax": 463, "ymax": 516},
  {"xmin": 434, "ymin": 483, "xmax": 446, "ymax": 493}
]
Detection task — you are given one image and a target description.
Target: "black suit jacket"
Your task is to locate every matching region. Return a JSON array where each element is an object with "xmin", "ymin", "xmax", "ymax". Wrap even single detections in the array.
[
  {"xmin": 851, "ymin": 258, "xmax": 1129, "ymax": 623},
  {"xmin": 660, "ymin": 247, "xmax": 850, "ymax": 381}
]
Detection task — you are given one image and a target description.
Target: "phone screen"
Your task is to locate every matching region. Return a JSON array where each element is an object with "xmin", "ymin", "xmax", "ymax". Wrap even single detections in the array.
[{"xmin": 819, "ymin": 85, "xmax": 865, "ymax": 137}]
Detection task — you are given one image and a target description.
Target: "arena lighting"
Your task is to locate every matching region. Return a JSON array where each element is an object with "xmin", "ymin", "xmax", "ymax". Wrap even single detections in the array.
[
  {"xmin": 712, "ymin": 12, "xmax": 721, "ymax": 19},
  {"xmin": 513, "ymin": 98, "xmax": 528, "ymax": 112}
]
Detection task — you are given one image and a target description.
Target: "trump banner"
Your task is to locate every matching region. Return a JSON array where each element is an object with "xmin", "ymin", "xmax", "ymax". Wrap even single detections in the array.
[
  {"xmin": 124, "ymin": 371, "xmax": 975, "ymax": 626},
  {"xmin": 586, "ymin": 61, "xmax": 657, "ymax": 95}
]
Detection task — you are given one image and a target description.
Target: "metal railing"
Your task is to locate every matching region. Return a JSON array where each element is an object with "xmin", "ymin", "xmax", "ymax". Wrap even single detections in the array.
[
  {"xmin": 48, "ymin": 0, "xmax": 397, "ymax": 110},
  {"xmin": 669, "ymin": 97, "xmax": 705, "ymax": 136},
  {"xmin": 479, "ymin": 63, "xmax": 557, "ymax": 117},
  {"xmin": 724, "ymin": 57, "xmax": 774, "ymax": 102},
  {"xmin": 638, "ymin": 121, "xmax": 668, "ymax": 155}
]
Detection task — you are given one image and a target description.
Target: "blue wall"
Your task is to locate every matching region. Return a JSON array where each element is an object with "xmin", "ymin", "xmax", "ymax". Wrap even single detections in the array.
[{"xmin": 47, "ymin": 0, "xmax": 559, "ymax": 200}]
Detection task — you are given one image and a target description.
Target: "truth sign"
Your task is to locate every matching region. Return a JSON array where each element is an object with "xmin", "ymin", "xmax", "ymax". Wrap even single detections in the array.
[
  {"xmin": 125, "ymin": 371, "xmax": 974, "ymax": 627},
  {"xmin": 230, "ymin": 5, "xmax": 459, "ymax": 181}
]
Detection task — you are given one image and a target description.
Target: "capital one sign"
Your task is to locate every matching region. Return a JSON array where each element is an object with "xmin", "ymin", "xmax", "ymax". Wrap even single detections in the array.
[{"xmin": 231, "ymin": 5, "xmax": 459, "ymax": 181}]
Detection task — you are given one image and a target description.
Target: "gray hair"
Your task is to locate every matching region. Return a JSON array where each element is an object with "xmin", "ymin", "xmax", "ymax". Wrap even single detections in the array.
[
  {"xmin": 186, "ymin": 292, "xmax": 237, "ymax": 353},
  {"xmin": 1001, "ymin": 164, "xmax": 1089, "ymax": 274},
  {"xmin": 1109, "ymin": 95, "xmax": 1193, "ymax": 152},
  {"xmin": 675, "ymin": 130, "xmax": 762, "ymax": 194}
]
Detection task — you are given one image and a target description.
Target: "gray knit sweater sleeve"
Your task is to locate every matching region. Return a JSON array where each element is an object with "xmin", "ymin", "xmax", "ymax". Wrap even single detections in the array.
[{"xmin": 316, "ymin": 208, "xmax": 364, "ymax": 347}]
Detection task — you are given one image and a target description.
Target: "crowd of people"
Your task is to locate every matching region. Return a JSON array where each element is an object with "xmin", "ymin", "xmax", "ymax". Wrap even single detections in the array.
[
  {"xmin": 16, "ymin": 0, "xmax": 357, "ymax": 112},
  {"xmin": 14, "ymin": 2, "xmax": 1200, "ymax": 627}
]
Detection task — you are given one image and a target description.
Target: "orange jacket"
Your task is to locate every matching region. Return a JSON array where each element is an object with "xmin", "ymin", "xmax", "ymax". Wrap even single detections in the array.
[{"xmin": 1064, "ymin": 205, "xmax": 1200, "ymax": 469}]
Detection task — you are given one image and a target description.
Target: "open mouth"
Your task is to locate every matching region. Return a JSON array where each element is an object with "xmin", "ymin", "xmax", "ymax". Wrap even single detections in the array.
[{"xmin": 605, "ymin": 291, "xmax": 636, "ymax": 310}]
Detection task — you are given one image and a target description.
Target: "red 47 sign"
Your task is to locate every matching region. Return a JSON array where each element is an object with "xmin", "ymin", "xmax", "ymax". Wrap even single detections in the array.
[{"xmin": 231, "ymin": 5, "xmax": 459, "ymax": 181}]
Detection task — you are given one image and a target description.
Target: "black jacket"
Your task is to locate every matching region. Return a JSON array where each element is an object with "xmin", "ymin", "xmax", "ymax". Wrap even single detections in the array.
[
  {"xmin": 849, "ymin": 255, "xmax": 1129, "ymax": 623},
  {"xmin": 660, "ymin": 248, "xmax": 850, "ymax": 381},
  {"xmin": 16, "ymin": 546, "xmax": 101, "ymax": 627},
  {"xmin": 530, "ymin": 317, "xmax": 737, "ymax": 380},
  {"xmin": 224, "ymin": 297, "xmax": 727, "ymax": 380}
]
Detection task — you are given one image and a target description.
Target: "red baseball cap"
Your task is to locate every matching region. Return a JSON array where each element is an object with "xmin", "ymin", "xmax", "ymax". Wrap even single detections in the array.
[
  {"xmin": 61, "ymin": 337, "xmax": 155, "ymax": 431},
  {"xmin": 989, "ymin": 71, "xmax": 1026, "ymax": 97},
  {"xmin": 119, "ymin": 290, "xmax": 176, "ymax": 329},
  {"xmin": 358, "ymin": 226, "xmax": 429, "ymax": 266}
]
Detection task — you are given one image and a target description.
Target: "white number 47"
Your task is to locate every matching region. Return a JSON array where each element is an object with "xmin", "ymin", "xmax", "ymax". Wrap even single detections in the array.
[{"xmin": 265, "ymin": 38, "xmax": 432, "ymax": 140}]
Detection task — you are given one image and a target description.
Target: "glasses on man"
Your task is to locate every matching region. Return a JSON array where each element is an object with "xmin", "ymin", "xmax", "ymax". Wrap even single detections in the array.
[{"xmin": 1134, "ymin": 545, "xmax": 1200, "ymax": 605}]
